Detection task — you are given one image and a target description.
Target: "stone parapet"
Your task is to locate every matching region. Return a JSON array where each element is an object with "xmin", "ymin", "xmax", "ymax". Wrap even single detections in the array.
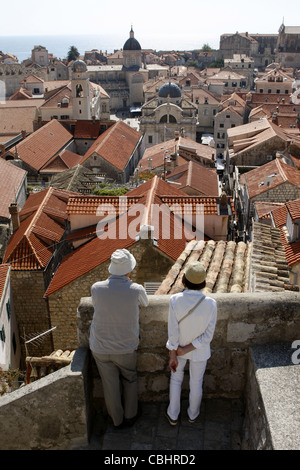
[
  {"xmin": 242, "ymin": 343, "xmax": 300, "ymax": 450},
  {"xmin": 77, "ymin": 292, "xmax": 300, "ymax": 401}
]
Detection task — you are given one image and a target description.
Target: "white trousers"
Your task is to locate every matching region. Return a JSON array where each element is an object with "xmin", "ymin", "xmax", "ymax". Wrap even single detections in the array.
[{"xmin": 167, "ymin": 357, "xmax": 207, "ymax": 421}]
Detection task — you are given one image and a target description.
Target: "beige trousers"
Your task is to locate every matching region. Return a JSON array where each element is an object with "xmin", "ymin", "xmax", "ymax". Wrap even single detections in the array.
[{"xmin": 92, "ymin": 350, "xmax": 138, "ymax": 426}]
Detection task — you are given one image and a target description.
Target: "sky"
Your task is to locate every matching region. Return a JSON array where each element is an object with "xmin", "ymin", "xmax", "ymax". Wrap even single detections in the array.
[{"xmin": 1, "ymin": 0, "xmax": 300, "ymax": 50}]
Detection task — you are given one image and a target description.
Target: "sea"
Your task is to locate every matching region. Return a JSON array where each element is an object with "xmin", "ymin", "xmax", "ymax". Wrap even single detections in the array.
[{"xmin": 0, "ymin": 33, "xmax": 220, "ymax": 62}]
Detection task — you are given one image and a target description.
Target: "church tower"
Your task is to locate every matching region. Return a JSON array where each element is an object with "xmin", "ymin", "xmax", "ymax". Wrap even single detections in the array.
[
  {"xmin": 71, "ymin": 60, "xmax": 91, "ymax": 120},
  {"xmin": 123, "ymin": 27, "xmax": 142, "ymax": 69}
]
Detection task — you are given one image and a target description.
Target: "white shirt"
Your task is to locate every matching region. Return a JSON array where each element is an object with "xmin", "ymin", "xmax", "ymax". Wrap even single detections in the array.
[
  {"xmin": 166, "ymin": 289, "xmax": 217, "ymax": 361},
  {"xmin": 89, "ymin": 275, "xmax": 149, "ymax": 354}
]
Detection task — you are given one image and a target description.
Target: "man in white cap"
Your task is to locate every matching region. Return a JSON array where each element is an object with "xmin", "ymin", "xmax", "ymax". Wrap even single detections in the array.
[
  {"xmin": 165, "ymin": 261, "xmax": 217, "ymax": 426},
  {"xmin": 89, "ymin": 248, "xmax": 149, "ymax": 429}
]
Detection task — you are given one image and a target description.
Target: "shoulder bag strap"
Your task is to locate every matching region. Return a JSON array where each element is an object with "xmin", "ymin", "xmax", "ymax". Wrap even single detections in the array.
[{"xmin": 178, "ymin": 295, "xmax": 206, "ymax": 324}]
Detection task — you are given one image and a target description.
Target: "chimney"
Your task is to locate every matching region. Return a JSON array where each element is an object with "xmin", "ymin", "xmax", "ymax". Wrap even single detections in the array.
[
  {"xmin": 21, "ymin": 130, "xmax": 26, "ymax": 139},
  {"xmin": 147, "ymin": 158, "xmax": 152, "ymax": 170},
  {"xmin": 9, "ymin": 202, "xmax": 20, "ymax": 233}
]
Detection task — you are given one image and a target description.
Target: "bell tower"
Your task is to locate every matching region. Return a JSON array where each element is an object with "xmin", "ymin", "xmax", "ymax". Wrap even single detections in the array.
[{"xmin": 71, "ymin": 60, "xmax": 91, "ymax": 120}]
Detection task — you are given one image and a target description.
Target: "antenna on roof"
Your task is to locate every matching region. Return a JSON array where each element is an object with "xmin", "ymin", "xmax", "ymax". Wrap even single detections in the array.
[{"xmin": 23, "ymin": 327, "xmax": 57, "ymax": 355}]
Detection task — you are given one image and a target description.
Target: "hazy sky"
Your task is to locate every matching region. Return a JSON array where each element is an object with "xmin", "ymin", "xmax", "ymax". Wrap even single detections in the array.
[{"xmin": 2, "ymin": 0, "xmax": 299, "ymax": 49}]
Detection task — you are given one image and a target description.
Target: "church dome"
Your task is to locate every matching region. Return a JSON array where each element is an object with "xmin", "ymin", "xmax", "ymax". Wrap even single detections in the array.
[
  {"xmin": 158, "ymin": 82, "xmax": 182, "ymax": 98},
  {"xmin": 123, "ymin": 27, "xmax": 141, "ymax": 51},
  {"xmin": 72, "ymin": 60, "xmax": 87, "ymax": 73}
]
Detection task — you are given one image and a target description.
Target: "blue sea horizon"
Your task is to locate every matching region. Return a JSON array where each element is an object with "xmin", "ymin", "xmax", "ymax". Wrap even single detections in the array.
[
  {"xmin": 0, "ymin": 33, "xmax": 217, "ymax": 63},
  {"xmin": 0, "ymin": 34, "xmax": 125, "ymax": 62}
]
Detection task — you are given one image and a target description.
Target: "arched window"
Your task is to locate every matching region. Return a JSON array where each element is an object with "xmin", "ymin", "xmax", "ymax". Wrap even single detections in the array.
[
  {"xmin": 76, "ymin": 84, "xmax": 83, "ymax": 97},
  {"xmin": 160, "ymin": 114, "xmax": 177, "ymax": 123}
]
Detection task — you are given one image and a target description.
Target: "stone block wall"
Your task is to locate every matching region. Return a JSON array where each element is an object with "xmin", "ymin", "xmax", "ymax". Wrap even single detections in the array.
[
  {"xmin": 0, "ymin": 348, "xmax": 90, "ymax": 450},
  {"xmin": 10, "ymin": 271, "xmax": 52, "ymax": 362},
  {"xmin": 77, "ymin": 292, "xmax": 300, "ymax": 404},
  {"xmin": 242, "ymin": 343, "xmax": 300, "ymax": 450}
]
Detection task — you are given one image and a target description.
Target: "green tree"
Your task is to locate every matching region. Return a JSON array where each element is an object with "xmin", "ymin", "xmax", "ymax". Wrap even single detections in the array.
[
  {"xmin": 201, "ymin": 43, "xmax": 213, "ymax": 52},
  {"xmin": 67, "ymin": 45, "xmax": 80, "ymax": 62}
]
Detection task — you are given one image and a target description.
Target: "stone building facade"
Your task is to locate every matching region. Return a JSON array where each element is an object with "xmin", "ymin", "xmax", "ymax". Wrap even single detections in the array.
[{"xmin": 140, "ymin": 81, "xmax": 197, "ymax": 148}]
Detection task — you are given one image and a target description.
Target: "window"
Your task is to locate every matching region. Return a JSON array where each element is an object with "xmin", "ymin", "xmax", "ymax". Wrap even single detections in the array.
[
  {"xmin": 6, "ymin": 300, "xmax": 11, "ymax": 320},
  {"xmin": 220, "ymin": 123, "xmax": 224, "ymax": 128},
  {"xmin": 268, "ymin": 89, "xmax": 272, "ymax": 93},
  {"xmin": 276, "ymin": 90, "xmax": 280, "ymax": 94},
  {"xmin": 148, "ymin": 136, "xmax": 153, "ymax": 144},
  {"xmin": 260, "ymin": 89, "xmax": 263, "ymax": 93},
  {"xmin": 0, "ymin": 325, "xmax": 5, "ymax": 343}
]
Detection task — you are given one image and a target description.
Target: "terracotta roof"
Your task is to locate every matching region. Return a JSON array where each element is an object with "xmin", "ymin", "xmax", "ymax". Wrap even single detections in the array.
[
  {"xmin": 0, "ymin": 106, "xmax": 40, "ymax": 137},
  {"xmin": 40, "ymin": 149, "xmax": 82, "ymax": 174},
  {"xmin": 13, "ymin": 120, "xmax": 73, "ymax": 172},
  {"xmin": 0, "ymin": 264, "xmax": 10, "ymax": 302},
  {"xmin": 285, "ymin": 199, "xmax": 300, "ymax": 221},
  {"xmin": 160, "ymin": 195, "xmax": 234, "ymax": 216},
  {"xmin": 139, "ymin": 136, "xmax": 215, "ymax": 173},
  {"xmin": 44, "ymin": 176, "xmax": 236, "ymax": 296},
  {"xmin": 66, "ymin": 195, "xmax": 142, "ymax": 215},
  {"xmin": 254, "ymin": 201, "xmax": 284, "ymax": 220},
  {"xmin": 166, "ymin": 161, "xmax": 219, "ymax": 196},
  {"xmin": 0, "ymin": 158, "xmax": 27, "ymax": 219},
  {"xmin": 80, "ymin": 120, "xmax": 142, "ymax": 171},
  {"xmin": 243, "ymin": 158, "xmax": 300, "ymax": 199},
  {"xmin": 73, "ymin": 121, "xmax": 113, "ymax": 139},
  {"xmin": 20, "ymin": 74, "xmax": 44, "ymax": 84},
  {"xmin": 44, "ymin": 177, "xmax": 196, "ymax": 296},
  {"xmin": 271, "ymin": 200, "xmax": 300, "ymax": 267},
  {"xmin": 156, "ymin": 239, "xmax": 251, "ymax": 295},
  {"xmin": 44, "ymin": 218, "xmax": 137, "ymax": 296},
  {"xmin": 4, "ymin": 188, "xmax": 77, "ymax": 270},
  {"xmin": 41, "ymin": 83, "xmax": 72, "ymax": 109},
  {"xmin": 250, "ymin": 222, "xmax": 297, "ymax": 289}
]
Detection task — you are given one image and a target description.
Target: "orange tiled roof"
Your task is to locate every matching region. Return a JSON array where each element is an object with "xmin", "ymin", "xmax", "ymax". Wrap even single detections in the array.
[
  {"xmin": 44, "ymin": 177, "xmax": 200, "ymax": 296},
  {"xmin": 244, "ymin": 159, "xmax": 300, "ymax": 199},
  {"xmin": 0, "ymin": 158, "xmax": 27, "ymax": 219},
  {"xmin": 271, "ymin": 199, "xmax": 300, "ymax": 266},
  {"xmin": 12, "ymin": 120, "xmax": 73, "ymax": 172},
  {"xmin": 160, "ymin": 196, "xmax": 234, "ymax": 216},
  {"xmin": 40, "ymin": 149, "xmax": 82, "ymax": 173},
  {"xmin": 66, "ymin": 195, "xmax": 142, "ymax": 215},
  {"xmin": 286, "ymin": 199, "xmax": 300, "ymax": 221},
  {"xmin": 0, "ymin": 264, "xmax": 10, "ymax": 301},
  {"xmin": 4, "ymin": 188, "xmax": 78, "ymax": 270},
  {"xmin": 44, "ymin": 177, "xmax": 234, "ymax": 296},
  {"xmin": 167, "ymin": 161, "xmax": 219, "ymax": 196},
  {"xmin": 80, "ymin": 120, "xmax": 142, "ymax": 171}
]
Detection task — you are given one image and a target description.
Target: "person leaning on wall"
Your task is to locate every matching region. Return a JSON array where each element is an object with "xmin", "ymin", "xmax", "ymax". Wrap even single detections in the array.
[
  {"xmin": 89, "ymin": 248, "xmax": 149, "ymax": 429},
  {"xmin": 165, "ymin": 261, "xmax": 217, "ymax": 426}
]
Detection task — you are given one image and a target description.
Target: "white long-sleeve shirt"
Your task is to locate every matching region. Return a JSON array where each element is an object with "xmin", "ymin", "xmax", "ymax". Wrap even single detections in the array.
[
  {"xmin": 89, "ymin": 275, "xmax": 149, "ymax": 354},
  {"xmin": 166, "ymin": 289, "xmax": 217, "ymax": 361}
]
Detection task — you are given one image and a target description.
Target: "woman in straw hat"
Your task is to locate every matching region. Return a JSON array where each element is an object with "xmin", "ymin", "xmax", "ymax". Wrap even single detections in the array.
[{"xmin": 165, "ymin": 261, "xmax": 217, "ymax": 426}]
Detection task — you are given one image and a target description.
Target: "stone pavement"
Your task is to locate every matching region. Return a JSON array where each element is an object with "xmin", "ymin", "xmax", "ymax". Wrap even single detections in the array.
[{"xmin": 78, "ymin": 398, "xmax": 244, "ymax": 451}]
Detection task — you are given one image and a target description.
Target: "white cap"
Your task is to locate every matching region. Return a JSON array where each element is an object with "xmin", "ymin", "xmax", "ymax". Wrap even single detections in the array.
[{"xmin": 108, "ymin": 249, "xmax": 136, "ymax": 275}]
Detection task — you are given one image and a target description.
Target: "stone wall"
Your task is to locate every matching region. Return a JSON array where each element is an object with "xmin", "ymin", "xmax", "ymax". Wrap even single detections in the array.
[
  {"xmin": 0, "ymin": 348, "xmax": 90, "ymax": 450},
  {"xmin": 232, "ymin": 136, "xmax": 287, "ymax": 167},
  {"xmin": 77, "ymin": 292, "xmax": 300, "ymax": 404},
  {"xmin": 242, "ymin": 343, "xmax": 300, "ymax": 450},
  {"xmin": 11, "ymin": 271, "xmax": 52, "ymax": 362}
]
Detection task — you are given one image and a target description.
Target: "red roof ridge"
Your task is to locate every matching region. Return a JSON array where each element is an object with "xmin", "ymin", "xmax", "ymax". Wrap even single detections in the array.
[
  {"xmin": 23, "ymin": 188, "xmax": 53, "ymax": 239},
  {"xmin": 141, "ymin": 175, "xmax": 159, "ymax": 226}
]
